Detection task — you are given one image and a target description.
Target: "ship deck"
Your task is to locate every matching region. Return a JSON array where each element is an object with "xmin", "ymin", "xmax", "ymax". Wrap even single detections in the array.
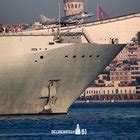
[{"xmin": 0, "ymin": 12, "xmax": 139, "ymax": 37}]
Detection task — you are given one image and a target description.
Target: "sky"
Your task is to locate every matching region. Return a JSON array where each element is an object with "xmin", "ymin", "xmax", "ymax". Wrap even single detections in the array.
[{"xmin": 0, "ymin": 0, "xmax": 140, "ymax": 24}]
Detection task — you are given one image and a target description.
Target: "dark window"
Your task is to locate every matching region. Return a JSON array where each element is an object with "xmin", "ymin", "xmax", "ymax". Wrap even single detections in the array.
[
  {"xmin": 82, "ymin": 55, "xmax": 85, "ymax": 58},
  {"xmin": 65, "ymin": 55, "xmax": 68, "ymax": 58},
  {"xmin": 39, "ymin": 48, "xmax": 41, "ymax": 50},
  {"xmin": 96, "ymin": 55, "xmax": 100, "ymax": 58},
  {"xmin": 73, "ymin": 55, "xmax": 76, "ymax": 58},
  {"xmin": 45, "ymin": 48, "xmax": 47, "ymax": 50},
  {"xmin": 89, "ymin": 55, "xmax": 92, "ymax": 57},
  {"xmin": 116, "ymin": 89, "xmax": 118, "ymax": 93},
  {"xmin": 71, "ymin": 4, "xmax": 74, "ymax": 8},
  {"xmin": 35, "ymin": 60, "xmax": 37, "ymax": 62}
]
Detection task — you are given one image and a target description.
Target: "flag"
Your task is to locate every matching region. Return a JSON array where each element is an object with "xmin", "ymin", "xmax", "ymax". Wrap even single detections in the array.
[{"xmin": 98, "ymin": 5, "xmax": 109, "ymax": 20}]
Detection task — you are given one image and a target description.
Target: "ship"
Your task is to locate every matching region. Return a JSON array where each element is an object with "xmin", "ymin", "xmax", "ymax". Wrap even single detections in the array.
[{"xmin": 0, "ymin": 12, "xmax": 139, "ymax": 115}]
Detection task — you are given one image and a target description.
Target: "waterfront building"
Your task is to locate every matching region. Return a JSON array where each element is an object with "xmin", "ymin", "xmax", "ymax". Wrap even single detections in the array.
[
  {"xmin": 85, "ymin": 86, "xmax": 136, "ymax": 96},
  {"xmin": 79, "ymin": 86, "xmax": 139, "ymax": 101},
  {"xmin": 94, "ymin": 74, "xmax": 108, "ymax": 87},
  {"xmin": 130, "ymin": 61, "xmax": 140, "ymax": 83},
  {"xmin": 127, "ymin": 43, "xmax": 139, "ymax": 62},
  {"xmin": 136, "ymin": 85, "xmax": 140, "ymax": 94},
  {"xmin": 115, "ymin": 47, "xmax": 129, "ymax": 62},
  {"xmin": 64, "ymin": 0, "xmax": 84, "ymax": 16},
  {"xmin": 114, "ymin": 40, "xmax": 140, "ymax": 63},
  {"xmin": 110, "ymin": 70, "xmax": 132, "ymax": 86}
]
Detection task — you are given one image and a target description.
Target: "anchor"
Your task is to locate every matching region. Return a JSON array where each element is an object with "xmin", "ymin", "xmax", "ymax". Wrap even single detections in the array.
[{"xmin": 40, "ymin": 79, "xmax": 60, "ymax": 113}]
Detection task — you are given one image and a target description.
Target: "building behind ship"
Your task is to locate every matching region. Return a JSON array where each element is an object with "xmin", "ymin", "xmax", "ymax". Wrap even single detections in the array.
[{"xmin": 64, "ymin": 0, "xmax": 84, "ymax": 16}]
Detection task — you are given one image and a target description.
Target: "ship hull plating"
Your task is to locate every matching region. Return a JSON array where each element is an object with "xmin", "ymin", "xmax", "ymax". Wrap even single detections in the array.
[{"xmin": 0, "ymin": 41, "xmax": 125, "ymax": 114}]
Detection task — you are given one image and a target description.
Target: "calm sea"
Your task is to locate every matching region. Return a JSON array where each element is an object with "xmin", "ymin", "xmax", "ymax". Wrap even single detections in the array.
[{"xmin": 0, "ymin": 102, "xmax": 140, "ymax": 140}]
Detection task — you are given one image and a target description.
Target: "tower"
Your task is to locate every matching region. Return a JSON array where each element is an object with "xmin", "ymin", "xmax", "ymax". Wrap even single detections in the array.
[{"xmin": 64, "ymin": 0, "xmax": 84, "ymax": 16}]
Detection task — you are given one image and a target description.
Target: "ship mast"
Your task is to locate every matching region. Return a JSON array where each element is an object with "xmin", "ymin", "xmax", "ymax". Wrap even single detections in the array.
[
  {"xmin": 97, "ymin": 0, "xmax": 99, "ymax": 20},
  {"xmin": 59, "ymin": 2, "xmax": 61, "ymax": 27}
]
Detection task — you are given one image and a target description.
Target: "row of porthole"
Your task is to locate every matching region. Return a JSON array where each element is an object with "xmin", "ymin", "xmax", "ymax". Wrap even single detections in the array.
[
  {"xmin": 31, "ymin": 48, "xmax": 47, "ymax": 51},
  {"xmin": 34, "ymin": 54, "xmax": 100, "ymax": 63},
  {"xmin": 39, "ymin": 55, "xmax": 99, "ymax": 59},
  {"xmin": 65, "ymin": 55, "xmax": 100, "ymax": 58}
]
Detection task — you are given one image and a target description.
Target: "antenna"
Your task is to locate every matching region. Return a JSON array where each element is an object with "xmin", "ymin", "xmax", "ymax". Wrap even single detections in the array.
[{"xmin": 59, "ymin": 2, "xmax": 61, "ymax": 27}]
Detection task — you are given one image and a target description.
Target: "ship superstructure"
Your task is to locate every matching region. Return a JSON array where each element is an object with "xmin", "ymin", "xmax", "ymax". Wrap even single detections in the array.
[{"xmin": 21, "ymin": 13, "xmax": 140, "ymax": 44}]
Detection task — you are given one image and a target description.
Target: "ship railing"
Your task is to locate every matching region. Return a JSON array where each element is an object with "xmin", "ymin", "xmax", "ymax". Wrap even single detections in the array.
[
  {"xmin": 0, "ymin": 32, "xmax": 54, "ymax": 36},
  {"xmin": 85, "ymin": 13, "xmax": 140, "ymax": 27}
]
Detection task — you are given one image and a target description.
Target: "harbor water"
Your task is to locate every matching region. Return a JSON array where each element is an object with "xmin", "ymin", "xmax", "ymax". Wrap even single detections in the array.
[{"xmin": 0, "ymin": 102, "xmax": 140, "ymax": 140}]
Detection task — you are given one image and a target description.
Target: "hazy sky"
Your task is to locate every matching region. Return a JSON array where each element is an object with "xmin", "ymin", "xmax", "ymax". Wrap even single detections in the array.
[{"xmin": 0, "ymin": 0, "xmax": 140, "ymax": 24}]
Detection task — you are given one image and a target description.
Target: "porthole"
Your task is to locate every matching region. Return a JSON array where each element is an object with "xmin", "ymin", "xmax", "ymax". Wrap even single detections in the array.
[
  {"xmin": 49, "ymin": 42, "xmax": 54, "ymax": 45},
  {"xmin": 73, "ymin": 55, "xmax": 76, "ymax": 58},
  {"xmin": 89, "ymin": 55, "xmax": 92, "ymax": 57},
  {"xmin": 96, "ymin": 55, "xmax": 100, "ymax": 58},
  {"xmin": 45, "ymin": 48, "xmax": 47, "ymax": 50},
  {"xmin": 82, "ymin": 55, "xmax": 85, "ymax": 58},
  {"xmin": 65, "ymin": 55, "xmax": 68, "ymax": 58},
  {"xmin": 31, "ymin": 48, "xmax": 37, "ymax": 51},
  {"xmin": 35, "ymin": 60, "xmax": 37, "ymax": 62},
  {"xmin": 40, "ymin": 56, "xmax": 44, "ymax": 59},
  {"xmin": 39, "ymin": 48, "xmax": 41, "ymax": 50}
]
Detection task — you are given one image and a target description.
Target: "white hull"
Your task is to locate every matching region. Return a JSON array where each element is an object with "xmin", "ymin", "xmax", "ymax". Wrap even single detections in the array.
[{"xmin": 0, "ymin": 35, "xmax": 125, "ymax": 114}]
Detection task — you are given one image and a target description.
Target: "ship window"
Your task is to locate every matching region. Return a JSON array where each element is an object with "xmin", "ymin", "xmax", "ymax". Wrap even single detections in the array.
[
  {"xmin": 82, "ymin": 55, "xmax": 85, "ymax": 58},
  {"xmin": 35, "ymin": 60, "xmax": 37, "ymax": 63},
  {"xmin": 96, "ymin": 55, "xmax": 100, "ymax": 58},
  {"xmin": 65, "ymin": 55, "xmax": 68, "ymax": 58},
  {"xmin": 40, "ymin": 56, "xmax": 44, "ymax": 59},
  {"xmin": 73, "ymin": 55, "xmax": 76, "ymax": 58},
  {"xmin": 31, "ymin": 48, "xmax": 37, "ymax": 51},
  {"xmin": 89, "ymin": 55, "xmax": 92, "ymax": 57},
  {"xmin": 39, "ymin": 48, "xmax": 41, "ymax": 50},
  {"xmin": 45, "ymin": 48, "xmax": 47, "ymax": 50}
]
